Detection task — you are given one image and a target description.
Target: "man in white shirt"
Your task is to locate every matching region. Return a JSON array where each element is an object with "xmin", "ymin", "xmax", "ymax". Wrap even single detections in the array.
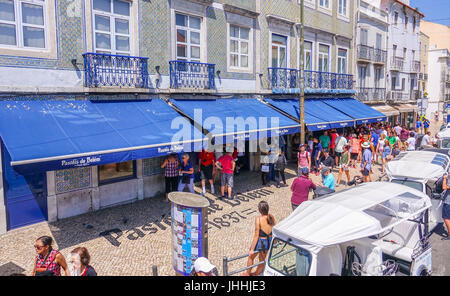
[
  {"xmin": 420, "ymin": 131, "xmax": 433, "ymax": 148},
  {"xmin": 334, "ymin": 134, "xmax": 348, "ymax": 166},
  {"xmin": 406, "ymin": 132, "xmax": 416, "ymax": 151},
  {"xmin": 393, "ymin": 124, "xmax": 402, "ymax": 136}
]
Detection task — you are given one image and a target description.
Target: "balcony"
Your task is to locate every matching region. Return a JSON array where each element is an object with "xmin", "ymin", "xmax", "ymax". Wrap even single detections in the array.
[
  {"xmin": 267, "ymin": 68, "xmax": 353, "ymax": 92},
  {"xmin": 389, "ymin": 91, "xmax": 410, "ymax": 101},
  {"xmin": 390, "ymin": 57, "xmax": 404, "ymax": 71},
  {"xmin": 410, "ymin": 90, "xmax": 419, "ymax": 101},
  {"xmin": 374, "ymin": 49, "xmax": 387, "ymax": 64},
  {"xmin": 410, "ymin": 61, "xmax": 420, "ymax": 73},
  {"xmin": 83, "ymin": 53, "xmax": 149, "ymax": 88},
  {"xmin": 357, "ymin": 87, "xmax": 386, "ymax": 102},
  {"xmin": 357, "ymin": 45, "xmax": 373, "ymax": 62},
  {"xmin": 424, "ymin": 73, "xmax": 428, "ymax": 80},
  {"xmin": 169, "ymin": 60, "xmax": 215, "ymax": 89}
]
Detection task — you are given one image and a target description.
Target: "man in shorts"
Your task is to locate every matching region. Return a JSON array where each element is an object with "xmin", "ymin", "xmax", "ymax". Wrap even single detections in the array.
[
  {"xmin": 361, "ymin": 142, "xmax": 372, "ymax": 183},
  {"xmin": 334, "ymin": 133, "xmax": 348, "ymax": 167},
  {"xmin": 216, "ymin": 152, "xmax": 235, "ymax": 199},
  {"xmin": 198, "ymin": 148, "xmax": 216, "ymax": 196}
]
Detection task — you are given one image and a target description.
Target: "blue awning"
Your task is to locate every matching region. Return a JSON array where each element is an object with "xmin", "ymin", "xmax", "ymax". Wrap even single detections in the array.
[
  {"xmin": 169, "ymin": 98, "xmax": 300, "ymax": 144},
  {"xmin": 264, "ymin": 98, "xmax": 354, "ymax": 131},
  {"xmin": 322, "ymin": 97, "xmax": 387, "ymax": 125},
  {"xmin": 0, "ymin": 100, "xmax": 204, "ymax": 173}
]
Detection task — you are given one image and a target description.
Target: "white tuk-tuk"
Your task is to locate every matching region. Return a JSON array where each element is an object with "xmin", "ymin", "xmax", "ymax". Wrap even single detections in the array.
[
  {"xmin": 264, "ymin": 182, "xmax": 433, "ymax": 276},
  {"xmin": 386, "ymin": 150, "xmax": 449, "ymax": 229},
  {"xmin": 436, "ymin": 128, "xmax": 450, "ymax": 150}
]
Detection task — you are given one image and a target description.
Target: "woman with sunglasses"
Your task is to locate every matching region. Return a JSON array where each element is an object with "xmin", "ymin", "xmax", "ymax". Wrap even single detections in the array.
[{"xmin": 32, "ymin": 236, "xmax": 69, "ymax": 276}]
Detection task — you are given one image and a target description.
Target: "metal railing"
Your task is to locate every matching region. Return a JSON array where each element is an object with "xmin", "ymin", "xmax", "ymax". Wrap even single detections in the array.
[
  {"xmin": 424, "ymin": 73, "xmax": 428, "ymax": 80},
  {"xmin": 267, "ymin": 68, "xmax": 353, "ymax": 90},
  {"xmin": 222, "ymin": 252, "xmax": 266, "ymax": 276},
  {"xmin": 411, "ymin": 61, "xmax": 420, "ymax": 73},
  {"xmin": 357, "ymin": 45, "xmax": 387, "ymax": 64},
  {"xmin": 169, "ymin": 60, "xmax": 215, "ymax": 89},
  {"xmin": 374, "ymin": 48, "xmax": 387, "ymax": 63},
  {"xmin": 83, "ymin": 52, "xmax": 149, "ymax": 88},
  {"xmin": 391, "ymin": 57, "xmax": 404, "ymax": 71},
  {"xmin": 357, "ymin": 44, "xmax": 373, "ymax": 61},
  {"xmin": 357, "ymin": 87, "xmax": 386, "ymax": 102},
  {"xmin": 389, "ymin": 90, "xmax": 409, "ymax": 101}
]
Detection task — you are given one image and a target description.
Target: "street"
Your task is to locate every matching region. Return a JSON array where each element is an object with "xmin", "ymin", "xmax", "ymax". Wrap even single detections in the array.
[{"xmin": 0, "ymin": 160, "xmax": 448, "ymax": 276}]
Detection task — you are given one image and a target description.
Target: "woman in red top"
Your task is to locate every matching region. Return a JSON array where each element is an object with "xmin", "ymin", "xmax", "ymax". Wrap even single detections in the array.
[{"xmin": 32, "ymin": 236, "xmax": 69, "ymax": 276}]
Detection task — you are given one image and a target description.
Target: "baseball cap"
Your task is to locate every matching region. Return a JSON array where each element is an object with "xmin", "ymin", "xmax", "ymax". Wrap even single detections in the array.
[
  {"xmin": 193, "ymin": 257, "xmax": 216, "ymax": 274},
  {"xmin": 301, "ymin": 167, "xmax": 309, "ymax": 175}
]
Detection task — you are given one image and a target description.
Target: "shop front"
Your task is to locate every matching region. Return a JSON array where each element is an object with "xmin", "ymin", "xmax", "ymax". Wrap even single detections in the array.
[{"xmin": 0, "ymin": 99, "xmax": 205, "ymax": 233}]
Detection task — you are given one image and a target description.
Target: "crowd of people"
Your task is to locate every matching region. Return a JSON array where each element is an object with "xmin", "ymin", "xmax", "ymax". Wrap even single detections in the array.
[{"xmin": 289, "ymin": 120, "xmax": 438, "ymax": 211}]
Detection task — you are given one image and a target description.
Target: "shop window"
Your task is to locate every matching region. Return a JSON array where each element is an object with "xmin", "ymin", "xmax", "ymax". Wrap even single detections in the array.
[{"xmin": 99, "ymin": 160, "xmax": 135, "ymax": 184}]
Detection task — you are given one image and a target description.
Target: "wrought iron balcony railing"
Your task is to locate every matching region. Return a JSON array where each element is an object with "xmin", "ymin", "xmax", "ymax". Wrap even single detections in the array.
[
  {"xmin": 374, "ymin": 49, "xmax": 387, "ymax": 64},
  {"xmin": 357, "ymin": 87, "xmax": 386, "ymax": 102},
  {"xmin": 389, "ymin": 90, "xmax": 410, "ymax": 101},
  {"xmin": 357, "ymin": 45, "xmax": 373, "ymax": 61},
  {"xmin": 410, "ymin": 90, "xmax": 419, "ymax": 101},
  {"xmin": 267, "ymin": 68, "xmax": 353, "ymax": 90},
  {"xmin": 424, "ymin": 74, "xmax": 428, "ymax": 80},
  {"xmin": 169, "ymin": 60, "xmax": 215, "ymax": 89},
  {"xmin": 83, "ymin": 52, "xmax": 149, "ymax": 88},
  {"xmin": 390, "ymin": 57, "xmax": 404, "ymax": 71},
  {"xmin": 410, "ymin": 61, "xmax": 420, "ymax": 73}
]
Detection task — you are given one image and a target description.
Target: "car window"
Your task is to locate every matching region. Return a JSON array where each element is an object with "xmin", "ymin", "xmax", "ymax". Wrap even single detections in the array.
[{"xmin": 391, "ymin": 179, "xmax": 423, "ymax": 192}]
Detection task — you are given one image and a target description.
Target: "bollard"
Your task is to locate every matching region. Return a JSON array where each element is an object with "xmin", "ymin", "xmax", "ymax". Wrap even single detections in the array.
[
  {"xmin": 223, "ymin": 256, "xmax": 228, "ymax": 276},
  {"xmin": 152, "ymin": 265, "xmax": 158, "ymax": 276}
]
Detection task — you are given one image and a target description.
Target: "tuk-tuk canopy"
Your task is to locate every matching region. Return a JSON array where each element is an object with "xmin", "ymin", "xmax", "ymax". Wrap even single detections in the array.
[
  {"xmin": 273, "ymin": 182, "xmax": 431, "ymax": 250},
  {"xmin": 386, "ymin": 151, "xmax": 450, "ymax": 181},
  {"xmin": 437, "ymin": 128, "xmax": 450, "ymax": 139}
]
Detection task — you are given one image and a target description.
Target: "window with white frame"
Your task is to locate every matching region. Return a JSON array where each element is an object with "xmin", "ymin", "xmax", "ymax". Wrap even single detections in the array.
[
  {"xmin": 271, "ymin": 33, "xmax": 287, "ymax": 68},
  {"xmin": 359, "ymin": 65, "xmax": 367, "ymax": 88},
  {"xmin": 92, "ymin": 0, "xmax": 131, "ymax": 55},
  {"xmin": 0, "ymin": 0, "xmax": 46, "ymax": 49},
  {"xmin": 394, "ymin": 12, "xmax": 398, "ymax": 26},
  {"xmin": 319, "ymin": 0, "xmax": 330, "ymax": 9},
  {"xmin": 304, "ymin": 41, "xmax": 312, "ymax": 71},
  {"xmin": 318, "ymin": 44, "xmax": 329, "ymax": 72},
  {"xmin": 337, "ymin": 48, "xmax": 347, "ymax": 74},
  {"xmin": 338, "ymin": 0, "xmax": 347, "ymax": 17},
  {"xmin": 175, "ymin": 13, "xmax": 201, "ymax": 62},
  {"xmin": 229, "ymin": 25, "xmax": 250, "ymax": 69}
]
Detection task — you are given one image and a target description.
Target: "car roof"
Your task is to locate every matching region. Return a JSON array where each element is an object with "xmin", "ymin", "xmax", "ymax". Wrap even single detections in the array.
[{"xmin": 386, "ymin": 151, "xmax": 450, "ymax": 180}]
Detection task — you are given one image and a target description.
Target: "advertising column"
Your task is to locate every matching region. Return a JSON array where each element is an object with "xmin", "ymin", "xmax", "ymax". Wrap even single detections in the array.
[{"xmin": 168, "ymin": 192, "xmax": 210, "ymax": 276}]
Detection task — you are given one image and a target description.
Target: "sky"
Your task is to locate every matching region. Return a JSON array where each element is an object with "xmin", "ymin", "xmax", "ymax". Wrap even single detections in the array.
[{"xmin": 410, "ymin": 0, "xmax": 450, "ymax": 26}]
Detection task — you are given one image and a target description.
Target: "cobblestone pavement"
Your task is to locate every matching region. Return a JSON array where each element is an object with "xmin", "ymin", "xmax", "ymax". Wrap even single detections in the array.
[{"xmin": 0, "ymin": 159, "xmax": 447, "ymax": 276}]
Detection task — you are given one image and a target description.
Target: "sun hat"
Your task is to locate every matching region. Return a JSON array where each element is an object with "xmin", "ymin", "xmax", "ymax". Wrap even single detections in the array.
[
  {"xmin": 361, "ymin": 142, "xmax": 370, "ymax": 149},
  {"xmin": 193, "ymin": 257, "xmax": 216, "ymax": 273}
]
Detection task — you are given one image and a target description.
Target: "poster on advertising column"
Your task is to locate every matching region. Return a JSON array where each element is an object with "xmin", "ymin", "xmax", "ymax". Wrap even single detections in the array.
[{"xmin": 169, "ymin": 192, "xmax": 209, "ymax": 276}]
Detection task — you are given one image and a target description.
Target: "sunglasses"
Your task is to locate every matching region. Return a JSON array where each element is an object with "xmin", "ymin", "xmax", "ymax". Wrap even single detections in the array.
[{"xmin": 34, "ymin": 245, "xmax": 45, "ymax": 250}]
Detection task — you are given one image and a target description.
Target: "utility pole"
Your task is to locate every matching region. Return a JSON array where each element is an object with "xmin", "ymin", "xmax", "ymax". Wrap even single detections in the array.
[{"xmin": 299, "ymin": 0, "xmax": 305, "ymax": 145}]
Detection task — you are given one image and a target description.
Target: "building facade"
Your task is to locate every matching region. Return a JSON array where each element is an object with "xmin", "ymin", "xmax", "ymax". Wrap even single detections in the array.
[
  {"xmin": 380, "ymin": 0, "xmax": 423, "ymax": 127},
  {"xmin": 1, "ymin": 0, "xmax": 385, "ymax": 234},
  {"xmin": 418, "ymin": 31, "xmax": 429, "ymax": 113},
  {"xmin": 426, "ymin": 48, "xmax": 450, "ymax": 121}
]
